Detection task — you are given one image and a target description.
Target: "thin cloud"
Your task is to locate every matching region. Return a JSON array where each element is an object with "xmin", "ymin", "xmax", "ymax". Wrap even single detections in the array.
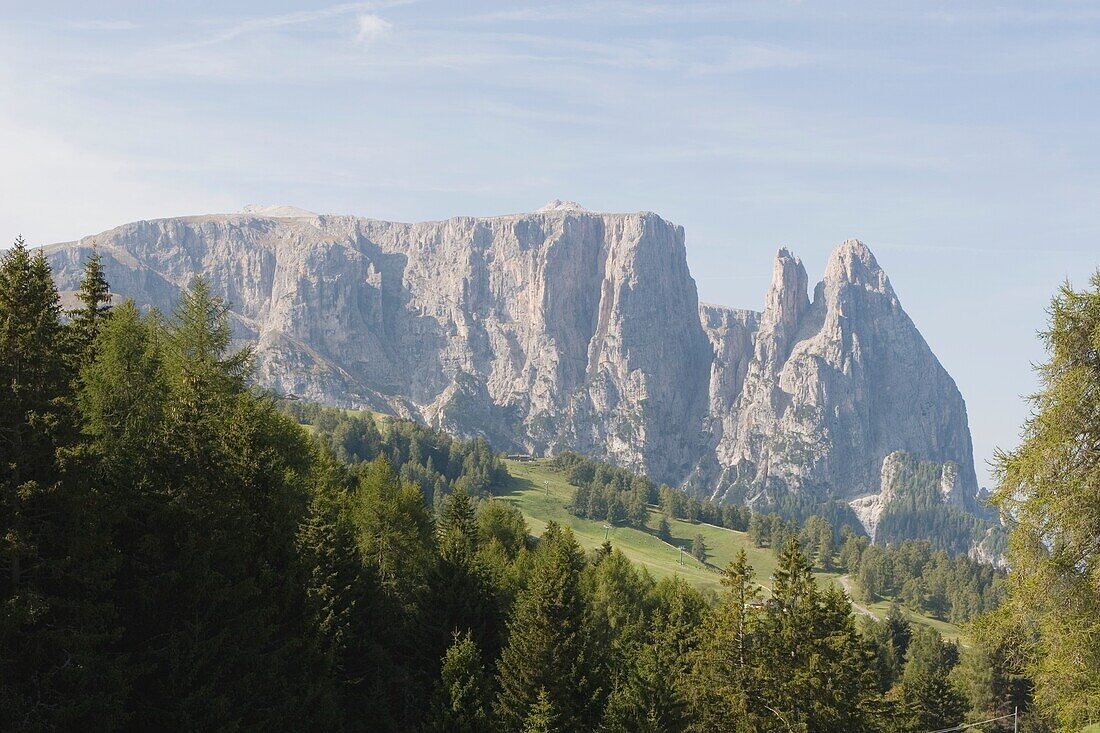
[
  {"xmin": 356, "ymin": 14, "xmax": 393, "ymax": 42},
  {"xmin": 176, "ymin": 1, "xmax": 410, "ymax": 50}
]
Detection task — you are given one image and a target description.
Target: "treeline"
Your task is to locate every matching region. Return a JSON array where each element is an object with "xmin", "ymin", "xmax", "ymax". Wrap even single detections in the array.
[
  {"xmin": 745, "ymin": 511, "xmax": 1004, "ymax": 624},
  {"xmin": 556, "ymin": 449, "xmax": 1003, "ymax": 625},
  {"xmin": 0, "ymin": 240, "xmax": 1034, "ymax": 731},
  {"xmin": 554, "ymin": 451, "xmax": 751, "ymax": 532},
  {"xmin": 873, "ymin": 453, "xmax": 1003, "ymax": 556},
  {"xmin": 280, "ymin": 400, "xmax": 507, "ymax": 506},
  {"xmin": 850, "ymin": 539, "xmax": 1003, "ymax": 623}
]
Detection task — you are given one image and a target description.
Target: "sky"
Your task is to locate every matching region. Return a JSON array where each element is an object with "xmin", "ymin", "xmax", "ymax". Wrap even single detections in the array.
[{"xmin": 2, "ymin": 1, "xmax": 1098, "ymax": 487}]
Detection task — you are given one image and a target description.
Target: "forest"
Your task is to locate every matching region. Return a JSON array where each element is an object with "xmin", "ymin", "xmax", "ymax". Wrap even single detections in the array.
[
  {"xmin": 561, "ymin": 449, "xmax": 1003, "ymax": 625},
  {"xmin": 1, "ymin": 239, "xmax": 1096, "ymax": 731}
]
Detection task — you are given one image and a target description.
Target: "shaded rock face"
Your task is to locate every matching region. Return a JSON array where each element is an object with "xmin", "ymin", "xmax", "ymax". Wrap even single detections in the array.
[
  {"xmin": 45, "ymin": 207, "xmax": 980, "ymax": 520},
  {"xmin": 700, "ymin": 240, "xmax": 980, "ymax": 517},
  {"xmin": 45, "ymin": 208, "xmax": 712, "ymax": 482}
]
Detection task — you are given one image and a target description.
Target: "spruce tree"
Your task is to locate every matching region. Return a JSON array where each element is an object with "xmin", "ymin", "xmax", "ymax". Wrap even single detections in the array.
[
  {"xmin": 685, "ymin": 550, "xmax": 760, "ymax": 731},
  {"xmin": 753, "ymin": 538, "xmax": 881, "ymax": 732},
  {"xmin": 495, "ymin": 522, "xmax": 598, "ymax": 732},
  {"xmin": 428, "ymin": 484, "xmax": 506, "ymax": 665},
  {"xmin": 90, "ymin": 279, "xmax": 334, "ymax": 730},
  {"xmin": 0, "ymin": 239, "xmax": 122, "ymax": 729},
  {"xmin": 691, "ymin": 533, "xmax": 707, "ymax": 563},
  {"xmin": 298, "ymin": 445, "xmax": 393, "ymax": 730},
  {"xmin": 657, "ymin": 514, "xmax": 672, "ymax": 543},
  {"xmin": 438, "ymin": 486, "xmax": 478, "ymax": 563},
  {"xmin": 68, "ymin": 245, "xmax": 112, "ymax": 364},
  {"xmin": 426, "ymin": 631, "xmax": 493, "ymax": 733},
  {"xmin": 521, "ymin": 689, "xmax": 557, "ymax": 733}
]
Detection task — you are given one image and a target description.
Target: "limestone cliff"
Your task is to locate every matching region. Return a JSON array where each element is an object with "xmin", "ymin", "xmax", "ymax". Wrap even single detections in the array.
[
  {"xmin": 45, "ymin": 205, "xmax": 982, "ymax": 526},
  {"xmin": 46, "ymin": 206, "xmax": 712, "ymax": 482},
  {"xmin": 701, "ymin": 240, "xmax": 980, "ymax": 517}
]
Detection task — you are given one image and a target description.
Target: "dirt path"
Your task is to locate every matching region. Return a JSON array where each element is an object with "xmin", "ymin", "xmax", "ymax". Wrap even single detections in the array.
[{"xmin": 838, "ymin": 575, "xmax": 876, "ymax": 619}]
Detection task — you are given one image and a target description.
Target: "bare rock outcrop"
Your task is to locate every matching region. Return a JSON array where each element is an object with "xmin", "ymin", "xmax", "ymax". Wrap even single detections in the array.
[
  {"xmin": 45, "ymin": 206, "xmax": 982, "ymax": 524},
  {"xmin": 702, "ymin": 240, "xmax": 980, "ymax": 518},
  {"xmin": 46, "ymin": 205, "xmax": 711, "ymax": 481}
]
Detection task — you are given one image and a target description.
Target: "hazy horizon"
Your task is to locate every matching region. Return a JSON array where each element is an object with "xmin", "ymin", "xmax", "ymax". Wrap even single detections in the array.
[{"xmin": 4, "ymin": 1, "xmax": 1099, "ymax": 488}]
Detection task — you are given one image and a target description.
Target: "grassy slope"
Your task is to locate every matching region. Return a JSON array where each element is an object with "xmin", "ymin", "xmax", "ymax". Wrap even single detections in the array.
[{"xmin": 497, "ymin": 459, "xmax": 964, "ymax": 640}]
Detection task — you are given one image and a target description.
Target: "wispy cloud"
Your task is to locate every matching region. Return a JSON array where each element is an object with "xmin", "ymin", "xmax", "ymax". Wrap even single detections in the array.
[
  {"xmin": 356, "ymin": 13, "xmax": 393, "ymax": 42},
  {"xmin": 177, "ymin": 1, "xmax": 408, "ymax": 50}
]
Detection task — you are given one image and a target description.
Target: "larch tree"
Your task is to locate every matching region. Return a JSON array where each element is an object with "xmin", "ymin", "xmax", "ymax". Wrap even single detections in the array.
[{"xmin": 989, "ymin": 271, "xmax": 1100, "ymax": 728}]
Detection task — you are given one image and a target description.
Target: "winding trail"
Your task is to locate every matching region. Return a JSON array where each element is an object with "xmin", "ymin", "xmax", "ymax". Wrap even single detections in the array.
[{"xmin": 838, "ymin": 574, "xmax": 876, "ymax": 619}]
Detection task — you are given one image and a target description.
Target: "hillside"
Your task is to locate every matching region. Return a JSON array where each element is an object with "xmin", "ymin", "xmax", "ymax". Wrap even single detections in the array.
[{"xmin": 498, "ymin": 459, "xmax": 964, "ymax": 640}]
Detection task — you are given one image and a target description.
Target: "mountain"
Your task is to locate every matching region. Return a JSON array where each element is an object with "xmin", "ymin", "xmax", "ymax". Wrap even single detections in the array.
[
  {"xmin": 44, "ymin": 203, "xmax": 984, "ymax": 529},
  {"xmin": 695, "ymin": 242, "xmax": 982, "ymax": 522}
]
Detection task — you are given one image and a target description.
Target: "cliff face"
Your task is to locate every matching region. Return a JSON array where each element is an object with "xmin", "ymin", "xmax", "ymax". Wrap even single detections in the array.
[
  {"xmin": 45, "ymin": 205, "xmax": 981, "ymax": 524},
  {"xmin": 701, "ymin": 240, "xmax": 979, "ymax": 514},
  {"xmin": 46, "ymin": 206, "xmax": 712, "ymax": 482}
]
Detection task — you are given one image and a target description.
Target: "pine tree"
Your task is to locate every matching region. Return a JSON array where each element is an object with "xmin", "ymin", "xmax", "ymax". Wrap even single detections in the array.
[
  {"xmin": 685, "ymin": 549, "xmax": 760, "ymax": 731},
  {"xmin": 426, "ymin": 631, "xmax": 492, "ymax": 733},
  {"xmin": 0, "ymin": 239, "xmax": 123, "ymax": 729},
  {"xmin": 68, "ymin": 245, "xmax": 112, "ymax": 364},
  {"xmin": 495, "ymin": 523, "xmax": 598, "ymax": 732}
]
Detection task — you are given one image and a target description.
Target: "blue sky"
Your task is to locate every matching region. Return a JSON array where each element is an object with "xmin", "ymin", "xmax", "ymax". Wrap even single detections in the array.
[{"xmin": 2, "ymin": 1, "xmax": 1098, "ymax": 486}]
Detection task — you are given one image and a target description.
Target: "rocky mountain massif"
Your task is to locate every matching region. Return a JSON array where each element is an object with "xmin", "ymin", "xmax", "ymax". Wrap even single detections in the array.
[{"xmin": 45, "ymin": 202, "xmax": 985, "ymax": 531}]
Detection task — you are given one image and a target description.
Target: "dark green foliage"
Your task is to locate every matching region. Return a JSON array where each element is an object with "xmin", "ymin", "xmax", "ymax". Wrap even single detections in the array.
[
  {"xmin": 753, "ymin": 540, "xmax": 883, "ymax": 731},
  {"xmin": 872, "ymin": 453, "xmax": 1000, "ymax": 556},
  {"xmin": 476, "ymin": 496, "xmax": 528, "ymax": 559},
  {"xmin": 426, "ymin": 631, "xmax": 493, "ymax": 733},
  {"xmin": 690, "ymin": 532, "xmax": 707, "ymax": 563},
  {"xmin": 895, "ymin": 627, "xmax": 967, "ymax": 731},
  {"xmin": 852, "ymin": 538, "xmax": 1003, "ymax": 623},
  {"xmin": 601, "ymin": 579, "xmax": 699, "ymax": 732},
  {"xmin": 555, "ymin": 450, "xmax": 751, "ymax": 532},
  {"xmin": 685, "ymin": 550, "xmax": 761, "ymax": 731},
  {"xmin": 0, "ymin": 239, "xmax": 124, "ymax": 730},
  {"xmin": 553, "ymin": 451, "xmax": 656, "ymax": 528},
  {"xmin": 283, "ymin": 400, "xmax": 507, "ymax": 504},
  {"xmin": 68, "ymin": 245, "xmax": 112, "ymax": 364},
  {"xmin": 0, "ymin": 243, "xmax": 1023, "ymax": 732},
  {"xmin": 950, "ymin": 625, "xmax": 1032, "ymax": 726},
  {"xmin": 657, "ymin": 514, "xmax": 672, "ymax": 542},
  {"xmin": 520, "ymin": 689, "xmax": 557, "ymax": 733},
  {"xmin": 495, "ymin": 523, "xmax": 601, "ymax": 732}
]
